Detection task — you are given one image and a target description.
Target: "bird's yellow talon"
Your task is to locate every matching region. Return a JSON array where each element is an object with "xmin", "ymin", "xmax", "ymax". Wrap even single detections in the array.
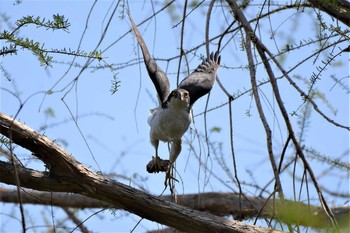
[{"xmin": 146, "ymin": 156, "xmax": 170, "ymax": 173}]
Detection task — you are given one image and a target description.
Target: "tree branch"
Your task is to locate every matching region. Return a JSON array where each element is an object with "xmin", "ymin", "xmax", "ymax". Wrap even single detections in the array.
[
  {"xmin": 225, "ymin": 0, "xmax": 345, "ymax": 231},
  {"xmin": 0, "ymin": 112, "xmax": 282, "ymax": 233},
  {"xmin": 1, "ymin": 188, "xmax": 349, "ymax": 229},
  {"xmin": 62, "ymin": 207, "xmax": 90, "ymax": 233},
  {"xmin": 308, "ymin": 0, "xmax": 350, "ymax": 27}
]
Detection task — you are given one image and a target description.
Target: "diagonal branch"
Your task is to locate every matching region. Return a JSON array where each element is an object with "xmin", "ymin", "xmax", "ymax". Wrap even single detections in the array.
[
  {"xmin": 243, "ymin": 24, "xmax": 284, "ymax": 199},
  {"xmin": 308, "ymin": 0, "xmax": 350, "ymax": 27},
  {"xmin": 0, "ymin": 113, "xmax": 84, "ymax": 177},
  {"xmin": 0, "ymin": 112, "xmax": 282, "ymax": 233}
]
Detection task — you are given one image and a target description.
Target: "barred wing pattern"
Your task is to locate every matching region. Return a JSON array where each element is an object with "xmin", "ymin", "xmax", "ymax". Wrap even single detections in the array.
[{"xmin": 178, "ymin": 52, "xmax": 221, "ymax": 107}]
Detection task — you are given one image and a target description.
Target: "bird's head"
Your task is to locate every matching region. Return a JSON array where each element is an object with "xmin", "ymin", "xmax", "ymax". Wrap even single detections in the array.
[{"xmin": 164, "ymin": 89, "xmax": 190, "ymax": 110}]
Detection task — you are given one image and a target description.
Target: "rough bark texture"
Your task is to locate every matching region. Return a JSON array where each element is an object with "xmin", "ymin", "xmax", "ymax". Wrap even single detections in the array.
[{"xmin": 0, "ymin": 112, "xmax": 282, "ymax": 233}]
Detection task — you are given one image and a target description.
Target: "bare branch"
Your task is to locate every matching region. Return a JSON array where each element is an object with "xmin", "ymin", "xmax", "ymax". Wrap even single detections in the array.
[
  {"xmin": 0, "ymin": 112, "xmax": 282, "ymax": 233},
  {"xmin": 62, "ymin": 207, "xmax": 90, "ymax": 233},
  {"xmin": 225, "ymin": 0, "xmax": 344, "ymax": 231},
  {"xmin": 1, "ymin": 188, "xmax": 349, "ymax": 229}
]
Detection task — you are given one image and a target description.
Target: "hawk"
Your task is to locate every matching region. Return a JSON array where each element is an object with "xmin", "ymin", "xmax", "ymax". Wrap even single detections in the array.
[{"xmin": 129, "ymin": 14, "xmax": 221, "ymax": 181}]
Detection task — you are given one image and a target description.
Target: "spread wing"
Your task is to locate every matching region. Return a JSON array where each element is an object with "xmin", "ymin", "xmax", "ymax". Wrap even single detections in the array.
[
  {"xmin": 129, "ymin": 12, "xmax": 170, "ymax": 106},
  {"xmin": 178, "ymin": 52, "xmax": 221, "ymax": 107}
]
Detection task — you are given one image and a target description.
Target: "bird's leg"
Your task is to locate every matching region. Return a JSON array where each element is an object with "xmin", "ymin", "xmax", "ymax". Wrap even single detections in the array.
[
  {"xmin": 146, "ymin": 139, "xmax": 170, "ymax": 173},
  {"xmin": 164, "ymin": 139, "xmax": 181, "ymax": 188},
  {"xmin": 169, "ymin": 139, "xmax": 182, "ymax": 166},
  {"xmin": 164, "ymin": 163, "xmax": 179, "ymax": 192}
]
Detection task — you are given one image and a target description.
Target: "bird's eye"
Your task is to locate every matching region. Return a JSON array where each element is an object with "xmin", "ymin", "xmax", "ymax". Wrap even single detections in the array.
[
  {"xmin": 184, "ymin": 92, "xmax": 189, "ymax": 97},
  {"xmin": 172, "ymin": 91, "xmax": 177, "ymax": 96}
]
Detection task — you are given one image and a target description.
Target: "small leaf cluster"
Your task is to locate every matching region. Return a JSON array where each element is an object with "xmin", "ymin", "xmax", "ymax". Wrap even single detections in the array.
[
  {"xmin": 1, "ymin": 14, "xmax": 70, "ymax": 66},
  {"xmin": 2, "ymin": 30, "xmax": 53, "ymax": 66},
  {"xmin": 0, "ymin": 14, "xmax": 104, "ymax": 68},
  {"xmin": 14, "ymin": 14, "xmax": 70, "ymax": 33}
]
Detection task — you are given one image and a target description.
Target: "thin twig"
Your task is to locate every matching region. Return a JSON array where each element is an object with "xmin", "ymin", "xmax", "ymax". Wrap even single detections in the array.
[
  {"xmin": 175, "ymin": 0, "xmax": 188, "ymax": 86},
  {"xmin": 225, "ymin": 0, "xmax": 340, "ymax": 230}
]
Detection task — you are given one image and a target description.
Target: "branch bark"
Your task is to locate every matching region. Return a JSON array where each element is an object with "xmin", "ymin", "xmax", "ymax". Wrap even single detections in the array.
[
  {"xmin": 1, "ymin": 188, "xmax": 349, "ymax": 229},
  {"xmin": 307, "ymin": 0, "xmax": 350, "ymax": 27},
  {"xmin": 0, "ymin": 112, "xmax": 282, "ymax": 233}
]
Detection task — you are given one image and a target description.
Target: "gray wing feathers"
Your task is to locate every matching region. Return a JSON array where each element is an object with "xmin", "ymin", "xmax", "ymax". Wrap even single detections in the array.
[
  {"xmin": 179, "ymin": 52, "xmax": 221, "ymax": 107},
  {"xmin": 129, "ymin": 13, "xmax": 170, "ymax": 105}
]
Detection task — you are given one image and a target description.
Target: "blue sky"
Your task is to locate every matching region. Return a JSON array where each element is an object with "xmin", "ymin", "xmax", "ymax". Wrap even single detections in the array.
[{"xmin": 1, "ymin": 1, "xmax": 349, "ymax": 232}]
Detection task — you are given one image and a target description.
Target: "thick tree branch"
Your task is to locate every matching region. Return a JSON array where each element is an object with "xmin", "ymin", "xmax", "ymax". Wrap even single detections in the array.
[
  {"xmin": 0, "ymin": 113, "xmax": 281, "ymax": 233},
  {"xmin": 0, "ymin": 187, "xmax": 110, "ymax": 208},
  {"xmin": 308, "ymin": 0, "xmax": 350, "ymax": 27},
  {"xmin": 0, "ymin": 114, "xmax": 85, "ymax": 178},
  {"xmin": 1, "ymin": 188, "xmax": 349, "ymax": 229},
  {"xmin": 0, "ymin": 161, "xmax": 82, "ymax": 193}
]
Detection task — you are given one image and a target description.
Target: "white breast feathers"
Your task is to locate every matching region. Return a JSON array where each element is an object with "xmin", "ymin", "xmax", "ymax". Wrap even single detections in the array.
[{"xmin": 148, "ymin": 105, "xmax": 191, "ymax": 143}]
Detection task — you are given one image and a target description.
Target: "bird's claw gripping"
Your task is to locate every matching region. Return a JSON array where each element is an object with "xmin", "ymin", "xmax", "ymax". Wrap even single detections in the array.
[
  {"xmin": 164, "ymin": 168, "xmax": 179, "ymax": 188},
  {"xmin": 146, "ymin": 156, "xmax": 170, "ymax": 173}
]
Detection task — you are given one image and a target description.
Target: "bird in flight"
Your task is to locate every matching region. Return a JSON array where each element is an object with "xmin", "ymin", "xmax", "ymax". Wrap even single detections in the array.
[{"xmin": 129, "ymin": 13, "xmax": 221, "ymax": 183}]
